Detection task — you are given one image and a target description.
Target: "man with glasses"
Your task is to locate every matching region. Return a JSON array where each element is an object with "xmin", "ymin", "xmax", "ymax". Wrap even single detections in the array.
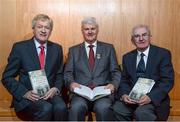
[{"xmin": 112, "ymin": 24, "xmax": 174, "ymax": 121}]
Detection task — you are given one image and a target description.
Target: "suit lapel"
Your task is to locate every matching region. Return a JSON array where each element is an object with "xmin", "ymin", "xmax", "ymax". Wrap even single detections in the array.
[
  {"xmin": 27, "ymin": 39, "xmax": 40, "ymax": 69},
  {"xmin": 81, "ymin": 43, "xmax": 91, "ymax": 73},
  {"xmin": 145, "ymin": 45, "xmax": 156, "ymax": 76},
  {"xmin": 92, "ymin": 41, "xmax": 103, "ymax": 74},
  {"xmin": 131, "ymin": 50, "xmax": 138, "ymax": 84},
  {"xmin": 45, "ymin": 41, "xmax": 54, "ymax": 74}
]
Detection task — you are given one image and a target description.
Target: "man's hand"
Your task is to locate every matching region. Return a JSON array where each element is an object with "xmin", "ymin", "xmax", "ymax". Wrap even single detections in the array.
[
  {"xmin": 70, "ymin": 82, "xmax": 81, "ymax": 91},
  {"xmin": 105, "ymin": 83, "xmax": 115, "ymax": 93},
  {"xmin": 121, "ymin": 94, "xmax": 136, "ymax": 104},
  {"xmin": 43, "ymin": 87, "xmax": 59, "ymax": 100},
  {"xmin": 137, "ymin": 95, "xmax": 151, "ymax": 106},
  {"xmin": 23, "ymin": 90, "xmax": 40, "ymax": 101}
]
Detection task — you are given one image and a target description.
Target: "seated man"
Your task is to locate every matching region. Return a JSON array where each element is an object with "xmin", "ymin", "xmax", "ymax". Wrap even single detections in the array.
[
  {"xmin": 1, "ymin": 14, "xmax": 67, "ymax": 121},
  {"xmin": 113, "ymin": 24, "xmax": 174, "ymax": 121},
  {"xmin": 64, "ymin": 17, "xmax": 121, "ymax": 121}
]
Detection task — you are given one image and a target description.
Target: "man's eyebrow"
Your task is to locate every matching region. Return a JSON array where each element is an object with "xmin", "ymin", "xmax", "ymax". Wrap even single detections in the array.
[{"xmin": 134, "ymin": 32, "xmax": 148, "ymax": 36}]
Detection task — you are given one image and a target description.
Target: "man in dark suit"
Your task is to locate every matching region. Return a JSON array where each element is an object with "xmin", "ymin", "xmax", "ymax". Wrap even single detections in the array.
[
  {"xmin": 1, "ymin": 14, "xmax": 67, "ymax": 120},
  {"xmin": 113, "ymin": 24, "xmax": 174, "ymax": 121},
  {"xmin": 64, "ymin": 17, "xmax": 121, "ymax": 121}
]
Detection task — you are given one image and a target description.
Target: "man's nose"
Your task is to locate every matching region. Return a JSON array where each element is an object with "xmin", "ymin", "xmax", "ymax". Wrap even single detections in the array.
[
  {"xmin": 41, "ymin": 27, "xmax": 46, "ymax": 33},
  {"xmin": 88, "ymin": 29, "xmax": 93, "ymax": 34},
  {"xmin": 139, "ymin": 35, "xmax": 143, "ymax": 40}
]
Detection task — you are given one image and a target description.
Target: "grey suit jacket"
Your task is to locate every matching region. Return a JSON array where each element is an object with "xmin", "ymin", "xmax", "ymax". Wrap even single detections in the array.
[
  {"xmin": 64, "ymin": 41, "xmax": 121, "ymax": 89},
  {"xmin": 1, "ymin": 38, "xmax": 64, "ymax": 112}
]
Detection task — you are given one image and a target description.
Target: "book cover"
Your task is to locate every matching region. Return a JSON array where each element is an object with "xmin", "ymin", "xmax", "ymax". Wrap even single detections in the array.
[
  {"xmin": 129, "ymin": 78, "xmax": 155, "ymax": 101},
  {"xmin": 28, "ymin": 69, "xmax": 50, "ymax": 97},
  {"xmin": 74, "ymin": 85, "xmax": 111, "ymax": 101}
]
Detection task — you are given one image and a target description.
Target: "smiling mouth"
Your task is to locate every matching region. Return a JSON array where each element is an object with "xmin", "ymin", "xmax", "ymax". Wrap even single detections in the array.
[
  {"xmin": 137, "ymin": 40, "xmax": 146, "ymax": 44},
  {"xmin": 40, "ymin": 34, "xmax": 47, "ymax": 37}
]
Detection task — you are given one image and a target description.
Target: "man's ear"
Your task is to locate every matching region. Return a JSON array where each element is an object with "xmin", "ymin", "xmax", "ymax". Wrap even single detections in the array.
[{"xmin": 131, "ymin": 37, "xmax": 135, "ymax": 45}]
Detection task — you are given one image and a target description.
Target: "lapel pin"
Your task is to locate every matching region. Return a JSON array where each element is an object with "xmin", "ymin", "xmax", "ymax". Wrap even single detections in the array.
[{"xmin": 96, "ymin": 54, "xmax": 101, "ymax": 59}]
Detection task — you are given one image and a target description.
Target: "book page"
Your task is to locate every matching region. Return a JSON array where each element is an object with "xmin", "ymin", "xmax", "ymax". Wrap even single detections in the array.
[
  {"xmin": 28, "ymin": 69, "xmax": 50, "ymax": 97},
  {"xmin": 129, "ymin": 78, "xmax": 155, "ymax": 101},
  {"xmin": 74, "ymin": 85, "xmax": 111, "ymax": 101},
  {"xmin": 74, "ymin": 85, "xmax": 94, "ymax": 100},
  {"xmin": 93, "ymin": 86, "xmax": 111, "ymax": 97}
]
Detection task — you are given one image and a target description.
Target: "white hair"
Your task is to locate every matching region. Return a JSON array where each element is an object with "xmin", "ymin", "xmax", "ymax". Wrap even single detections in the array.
[{"xmin": 81, "ymin": 17, "xmax": 98, "ymax": 27}]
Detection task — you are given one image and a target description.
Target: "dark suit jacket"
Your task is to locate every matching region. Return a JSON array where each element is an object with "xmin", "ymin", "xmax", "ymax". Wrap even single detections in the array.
[
  {"xmin": 1, "ymin": 38, "xmax": 64, "ymax": 112},
  {"xmin": 117, "ymin": 44, "xmax": 174, "ymax": 120},
  {"xmin": 64, "ymin": 41, "xmax": 121, "ymax": 90}
]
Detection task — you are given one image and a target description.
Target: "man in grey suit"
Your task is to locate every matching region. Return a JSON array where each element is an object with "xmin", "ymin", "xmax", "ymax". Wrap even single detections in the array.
[
  {"xmin": 113, "ymin": 24, "xmax": 174, "ymax": 121},
  {"xmin": 64, "ymin": 17, "xmax": 121, "ymax": 121}
]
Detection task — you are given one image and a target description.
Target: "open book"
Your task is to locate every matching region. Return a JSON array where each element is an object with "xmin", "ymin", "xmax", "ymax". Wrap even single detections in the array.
[
  {"xmin": 28, "ymin": 69, "xmax": 50, "ymax": 97},
  {"xmin": 129, "ymin": 78, "xmax": 155, "ymax": 101},
  {"xmin": 74, "ymin": 85, "xmax": 111, "ymax": 101}
]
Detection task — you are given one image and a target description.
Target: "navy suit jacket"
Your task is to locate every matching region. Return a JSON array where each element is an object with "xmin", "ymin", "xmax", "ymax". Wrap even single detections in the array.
[
  {"xmin": 1, "ymin": 38, "xmax": 64, "ymax": 112},
  {"xmin": 64, "ymin": 41, "xmax": 121, "ymax": 89},
  {"xmin": 117, "ymin": 44, "xmax": 174, "ymax": 120}
]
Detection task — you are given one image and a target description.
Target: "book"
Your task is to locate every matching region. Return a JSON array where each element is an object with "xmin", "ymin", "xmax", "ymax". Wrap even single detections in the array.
[
  {"xmin": 129, "ymin": 78, "xmax": 155, "ymax": 101},
  {"xmin": 74, "ymin": 85, "xmax": 111, "ymax": 101},
  {"xmin": 28, "ymin": 69, "xmax": 50, "ymax": 97}
]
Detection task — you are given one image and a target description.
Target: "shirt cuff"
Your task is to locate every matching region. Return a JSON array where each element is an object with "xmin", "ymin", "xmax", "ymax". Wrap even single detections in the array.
[{"xmin": 54, "ymin": 87, "xmax": 60, "ymax": 95}]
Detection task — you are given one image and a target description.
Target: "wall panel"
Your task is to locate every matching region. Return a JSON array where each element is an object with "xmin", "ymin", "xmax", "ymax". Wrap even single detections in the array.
[{"xmin": 0, "ymin": 0, "xmax": 179, "ymax": 100}]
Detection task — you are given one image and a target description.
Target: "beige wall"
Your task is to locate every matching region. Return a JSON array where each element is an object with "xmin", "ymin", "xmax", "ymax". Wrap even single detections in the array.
[{"xmin": 0, "ymin": 0, "xmax": 180, "ymax": 100}]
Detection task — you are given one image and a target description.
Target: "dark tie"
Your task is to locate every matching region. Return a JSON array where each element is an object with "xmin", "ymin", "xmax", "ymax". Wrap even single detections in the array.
[
  {"xmin": 88, "ymin": 45, "xmax": 94, "ymax": 71},
  {"xmin": 39, "ymin": 45, "xmax": 45, "ymax": 69},
  {"xmin": 136, "ymin": 53, "xmax": 145, "ymax": 77}
]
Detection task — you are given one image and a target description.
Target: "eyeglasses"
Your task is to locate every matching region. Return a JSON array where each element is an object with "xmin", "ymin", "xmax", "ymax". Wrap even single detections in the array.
[{"xmin": 133, "ymin": 33, "xmax": 150, "ymax": 40}]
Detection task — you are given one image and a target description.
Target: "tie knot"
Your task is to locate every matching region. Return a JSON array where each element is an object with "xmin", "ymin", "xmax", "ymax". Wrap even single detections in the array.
[
  {"xmin": 39, "ymin": 45, "xmax": 45, "ymax": 50},
  {"xmin": 140, "ymin": 53, "xmax": 145, "ymax": 58},
  {"xmin": 88, "ymin": 45, "xmax": 94, "ymax": 49}
]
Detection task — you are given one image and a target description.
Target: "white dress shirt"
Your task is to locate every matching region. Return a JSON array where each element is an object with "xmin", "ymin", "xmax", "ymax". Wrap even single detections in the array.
[
  {"xmin": 136, "ymin": 46, "xmax": 150, "ymax": 68},
  {"xmin": 84, "ymin": 41, "xmax": 97, "ymax": 58}
]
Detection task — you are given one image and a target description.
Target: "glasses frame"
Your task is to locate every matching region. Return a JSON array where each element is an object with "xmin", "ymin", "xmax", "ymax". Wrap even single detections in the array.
[{"xmin": 133, "ymin": 32, "xmax": 150, "ymax": 40}]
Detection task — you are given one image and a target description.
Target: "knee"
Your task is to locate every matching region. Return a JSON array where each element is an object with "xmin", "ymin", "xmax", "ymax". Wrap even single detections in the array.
[
  {"xmin": 70, "ymin": 101, "xmax": 87, "ymax": 113},
  {"xmin": 41, "ymin": 103, "xmax": 52, "ymax": 114},
  {"xmin": 134, "ymin": 109, "xmax": 145, "ymax": 119},
  {"xmin": 94, "ymin": 103, "xmax": 110, "ymax": 115},
  {"xmin": 54, "ymin": 102, "xmax": 67, "ymax": 112},
  {"xmin": 134, "ymin": 109, "xmax": 156, "ymax": 121},
  {"xmin": 94, "ymin": 102, "xmax": 114, "ymax": 121}
]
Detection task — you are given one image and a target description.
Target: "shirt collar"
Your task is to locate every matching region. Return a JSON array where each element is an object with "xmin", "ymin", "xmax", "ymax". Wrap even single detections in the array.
[
  {"xmin": 137, "ymin": 45, "xmax": 150, "ymax": 57},
  {"xmin": 33, "ymin": 38, "xmax": 47, "ymax": 49},
  {"xmin": 85, "ymin": 41, "xmax": 97, "ymax": 48}
]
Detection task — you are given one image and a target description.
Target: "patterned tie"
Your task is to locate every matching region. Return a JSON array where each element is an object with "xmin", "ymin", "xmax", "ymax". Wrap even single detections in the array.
[
  {"xmin": 88, "ymin": 45, "xmax": 94, "ymax": 71},
  {"xmin": 39, "ymin": 45, "xmax": 45, "ymax": 69},
  {"xmin": 136, "ymin": 53, "xmax": 145, "ymax": 77}
]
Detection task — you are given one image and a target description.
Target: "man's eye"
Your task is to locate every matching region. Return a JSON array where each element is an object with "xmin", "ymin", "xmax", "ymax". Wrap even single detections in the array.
[
  {"xmin": 84, "ymin": 28, "xmax": 89, "ymax": 31},
  {"xmin": 134, "ymin": 35, "xmax": 140, "ymax": 38},
  {"xmin": 45, "ymin": 26, "xmax": 51, "ymax": 30},
  {"xmin": 37, "ymin": 26, "xmax": 43, "ymax": 28},
  {"xmin": 142, "ymin": 33, "xmax": 148, "ymax": 36}
]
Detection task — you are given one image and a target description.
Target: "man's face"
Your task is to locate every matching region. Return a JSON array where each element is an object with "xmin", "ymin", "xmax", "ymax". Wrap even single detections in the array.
[
  {"xmin": 132, "ymin": 27, "xmax": 151, "ymax": 51},
  {"xmin": 33, "ymin": 20, "xmax": 52, "ymax": 44},
  {"xmin": 82, "ymin": 24, "xmax": 98, "ymax": 44}
]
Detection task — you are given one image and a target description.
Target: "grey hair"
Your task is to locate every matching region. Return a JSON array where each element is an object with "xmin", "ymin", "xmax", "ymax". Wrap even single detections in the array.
[
  {"xmin": 131, "ymin": 24, "xmax": 151, "ymax": 37},
  {"xmin": 32, "ymin": 14, "xmax": 53, "ymax": 30},
  {"xmin": 81, "ymin": 17, "xmax": 99, "ymax": 28},
  {"xmin": 131, "ymin": 24, "xmax": 151, "ymax": 42}
]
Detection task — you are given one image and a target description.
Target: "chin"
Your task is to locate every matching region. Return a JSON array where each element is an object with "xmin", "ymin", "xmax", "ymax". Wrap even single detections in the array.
[
  {"xmin": 39, "ymin": 40, "xmax": 47, "ymax": 44},
  {"xmin": 138, "ymin": 46, "xmax": 148, "ymax": 51},
  {"xmin": 88, "ymin": 40, "xmax": 96, "ymax": 43}
]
